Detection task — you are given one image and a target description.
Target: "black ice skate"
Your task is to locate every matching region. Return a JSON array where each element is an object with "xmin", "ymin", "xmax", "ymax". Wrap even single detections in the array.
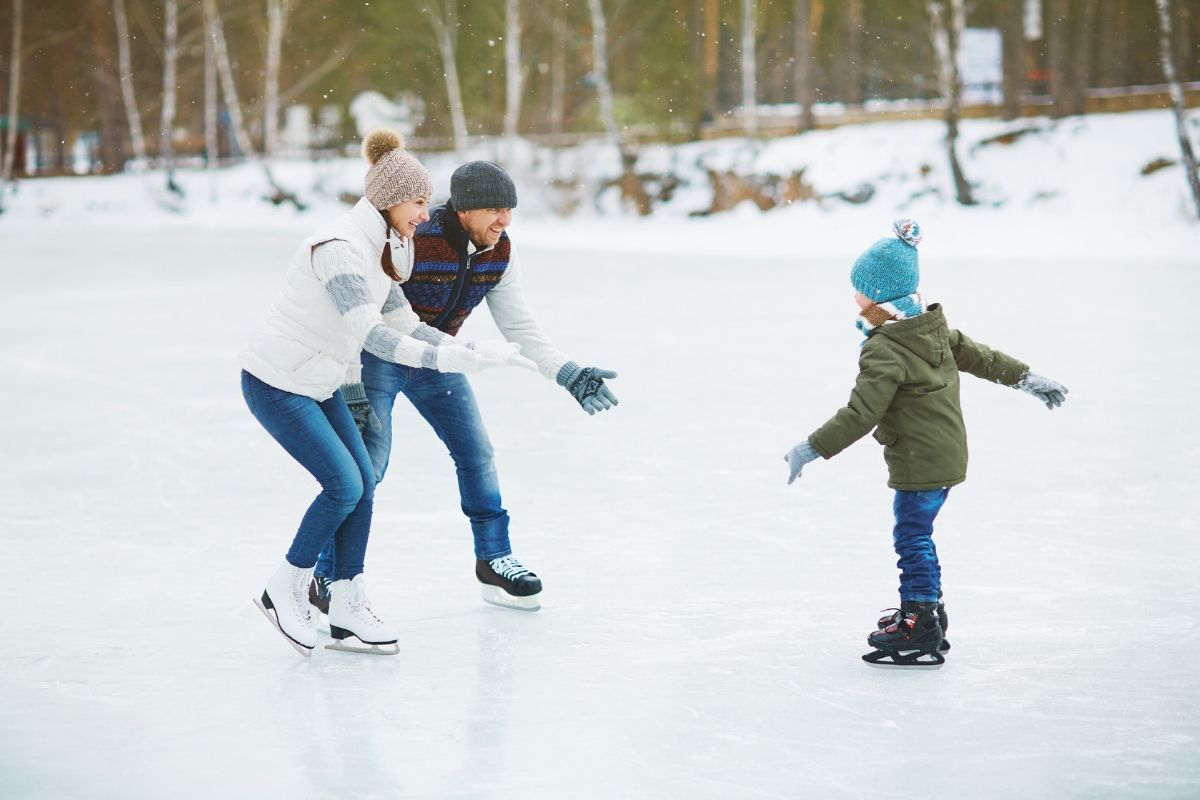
[
  {"xmin": 308, "ymin": 576, "xmax": 332, "ymax": 616},
  {"xmin": 863, "ymin": 601, "xmax": 945, "ymax": 669},
  {"xmin": 476, "ymin": 555, "xmax": 542, "ymax": 612},
  {"xmin": 877, "ymin": 590, "xmax": 950, "ymax": 652}
]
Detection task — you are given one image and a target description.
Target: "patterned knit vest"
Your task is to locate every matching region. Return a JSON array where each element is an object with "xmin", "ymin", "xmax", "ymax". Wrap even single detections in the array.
[{"xmin": 402, "ymin": 204, "xmax": 511, "ymax": 336}]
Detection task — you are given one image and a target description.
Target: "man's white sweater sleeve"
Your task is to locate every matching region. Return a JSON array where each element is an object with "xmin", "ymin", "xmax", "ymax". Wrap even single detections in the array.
[{"xmin": 484, "ymin": 248, "xmax": 570, "ymax": 380}]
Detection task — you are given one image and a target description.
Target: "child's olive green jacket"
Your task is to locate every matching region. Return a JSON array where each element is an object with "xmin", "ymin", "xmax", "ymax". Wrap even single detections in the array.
[{"xmin": 808, "ymin": 304, "xmax": 1028, "ymax": 490}]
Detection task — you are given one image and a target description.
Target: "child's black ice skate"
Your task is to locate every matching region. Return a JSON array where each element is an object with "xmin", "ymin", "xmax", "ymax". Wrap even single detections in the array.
[
  {"xmin": 863, "ymin": 601, "xmax": 945, "ymax": 669},
  {"xmin": 476, "ymin": 555, "xmax": 542, "ymax": 612},
  {"xmin": 877, "ymin": 590, "xmax": 950, "ymax": 652}
]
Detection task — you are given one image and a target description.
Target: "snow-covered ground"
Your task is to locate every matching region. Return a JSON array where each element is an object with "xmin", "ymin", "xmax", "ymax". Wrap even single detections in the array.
[{"xmin": 1, "ymin": 109, "xmax": 1199, "ymax": 798}]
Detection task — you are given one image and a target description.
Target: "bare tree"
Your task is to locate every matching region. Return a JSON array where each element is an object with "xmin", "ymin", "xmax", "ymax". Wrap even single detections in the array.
[
  {"xmin": 927, "ymin": 0, "xmax": 975, "ymax": 205},
  {"xmin": 1, "ymin": 0, "xmax": 23, "ymax": 207},
  {"xmin": 1000, "ymin": 0, "xmax": 1025, "ymax": 120},
  {"xmin": 1069, "ymin": 0, "xmax": 1096, "ymax": 115},
  {"xmin": 701, "ymin": 0, "xmax": 719, "ymax": 125},
  {"xmin": 424, "ymin": 2, "xmax": 468, "ymax": 155},
  {"xmin": 203, "ymin": 0, "xmax": 303, "ymax": 207},
  {"xmin": 112, "ymin": 0, "xmax": 148, "ymax": 166},
  {"xmin": 204, "ymin": 7, "xmax": 217, "ymax": 198},
  {"xmin": 1048, "ymin": 0, "xmax": 1072, "ymax": 117},
  {"xmin": 587, "ymin": 0, "xmax": 621, "ymax": 151},
  {"xmin": 1155, "ymin": 0, "xmax": 1200, "ymax": 217},
  {"xmin": 263, "ymin": 0, "xmax": 290, "ymax": 157},
  {"xmin": 549, "ymin": 8, "xmax": 566, "ymax": 136},
  {"xmin": 793, "ymin": 0, "xmax": 823, "ymax": 132},
  {"xmin": 503, "ymin": 0, "xmax": 522, "ymax": 146},
  {"xmin": 160, "ymin": 0, "xmax": 180, "ymax": 192},
  {"xmin": 842, "ymin": 0, "xmax": 863, "ymax": 106},
  {"xmin": 741, "ymin": 0, "xmax": 757, "ymax": 136}
]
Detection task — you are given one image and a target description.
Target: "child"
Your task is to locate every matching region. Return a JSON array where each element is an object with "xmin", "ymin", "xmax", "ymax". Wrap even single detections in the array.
[{"xmin": 783, "ymin": 219, "xmax": 1067, "ymax": 668}]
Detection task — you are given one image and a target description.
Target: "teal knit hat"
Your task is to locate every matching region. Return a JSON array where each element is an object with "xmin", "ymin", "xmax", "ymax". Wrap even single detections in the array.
[{"xmin": 851, "ymin": 219, "xmax": 923, "ymax": 302}]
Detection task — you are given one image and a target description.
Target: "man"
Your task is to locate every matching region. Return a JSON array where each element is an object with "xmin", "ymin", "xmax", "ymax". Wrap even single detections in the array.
[{"xmin": 313, "ymin": 161, "xmax": 618, "ymax": 612}]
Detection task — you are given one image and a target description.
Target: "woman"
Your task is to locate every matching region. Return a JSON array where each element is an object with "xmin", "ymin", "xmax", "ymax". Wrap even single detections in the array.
[{"xmin": 241, "ymin": 129, "xmax": 530, "ymax": 657}]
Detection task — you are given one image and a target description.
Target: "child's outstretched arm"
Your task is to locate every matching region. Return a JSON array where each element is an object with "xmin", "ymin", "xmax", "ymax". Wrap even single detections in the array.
[
  {"xmin": 949, "ymin": 329, "xmax": 1068, "ymax": 410},
  {"xmin": 784, "ymin": 342, "xmax": 904, "ymax": 484}
]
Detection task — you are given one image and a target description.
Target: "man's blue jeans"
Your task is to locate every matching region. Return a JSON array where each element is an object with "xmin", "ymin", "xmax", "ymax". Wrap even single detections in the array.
[
  {"xmin": 892, "ymin": 487, "xmax": 950, "ymax": 604},
  {"xmin": 242, "ymin": 371, "xmax": 375, "ymax": 580},
  {"xmin": 316, "ymin": 351, "xmax": 511, "ymax": 579}
]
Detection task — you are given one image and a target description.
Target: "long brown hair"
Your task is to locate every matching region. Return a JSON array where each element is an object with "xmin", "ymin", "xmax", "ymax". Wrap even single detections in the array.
[{"xmin": 379, "ymin": 209, "xmax": 402, "ymax": 282}]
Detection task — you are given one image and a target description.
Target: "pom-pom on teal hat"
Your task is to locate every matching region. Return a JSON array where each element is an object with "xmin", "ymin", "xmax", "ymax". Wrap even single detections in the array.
[{"xmin": 851, "ymin": 218, "xmax": 923, "ymax": 302}]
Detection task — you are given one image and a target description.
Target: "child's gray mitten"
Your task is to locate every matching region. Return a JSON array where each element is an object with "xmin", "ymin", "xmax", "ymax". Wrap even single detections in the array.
[
  {"xmin": 784, "ymin": 440, "xmax": 819, "ymax": 484},
  {"xmin": 1016, "ymin": 372, "xmax": 1068, "ymax": 410},
  {"xmin": 341, "ymin": 382, "xmax": 382, "ymax": 433},
  {"xmin": 556, "ymin": 362, "xmax": 619, "ymax": 415}
]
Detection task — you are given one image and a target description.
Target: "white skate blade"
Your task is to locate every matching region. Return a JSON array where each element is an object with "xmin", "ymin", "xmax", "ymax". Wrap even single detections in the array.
[
  {"xmin": 253, "ymin": 597, "xmax": 313, "ymax": 658},
  {"xmin": 481, "ymin": 585, "xmax": 541, "ymax": 612},
  {"xmin": 324, "ymin": 639, "xmax": 399, "ymax": 656}
]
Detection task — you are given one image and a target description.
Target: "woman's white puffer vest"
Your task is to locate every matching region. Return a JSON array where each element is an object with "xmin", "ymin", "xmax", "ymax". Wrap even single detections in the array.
[{"xmin": 240, "ymin": 199, "xmax": 409, "ymax": 400}]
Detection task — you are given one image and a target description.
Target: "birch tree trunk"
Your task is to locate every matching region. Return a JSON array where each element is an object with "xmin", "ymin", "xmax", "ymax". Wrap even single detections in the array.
[
  {"xmin": 204, "ymin": 10, "xmax": 217, "ymax": 197},
  {"xmin": 160, "ymin": 0, "xmax": 179, "ymax": 191},
  {"xmin": 549, "ymin": 9, "xmax": 565, "ymax": 136},
  {"xmin": 928, "ymin": 0, "xmax": 975, "ymax": 205},
  {"xmin": 425, "ymin": 3, "xmax": 468, "ymax": 155},
  {"xmin": 204, "ymin": 0, "xmax": 303, "ymax": 208},
  {"xmin": 1155, "ymin": 0, "xmax": 1200, "ymax": 218},
  {"xmin": 793, "ymin": 0, "xmax": 821, "ymax": 132},
  {"xmin": 503, "ymin": 0, "xmax": 521, "ymax": 144},
  {"xmin": 741, "ymin": 0, "xmax": 757, "ymax": 136},
  {"xmin": 264, "ymin": 0, "xmax": 289, "ymax": 157},
  {"xmin": 1, "ymin": 0, "xmax": 23, "ymax": 205},
  {"xmin": 702, "ymin": 0, "xmax": 719, "ymax": 125},
  {"xmin": 113, "ymin": 0, "xmax": 148, "ymax": 165},
  {"xmin": 587, "ymin": 0, "xmax": 621, "ymax": 151}
]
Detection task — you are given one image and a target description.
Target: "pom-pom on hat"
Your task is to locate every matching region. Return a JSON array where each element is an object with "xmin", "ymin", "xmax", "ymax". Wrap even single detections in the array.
[
  {"xmin": 850, "ymin": 218, "xmax": 923, "ymax": 302},
  {"xmin": 362, "ymin": 128, "xmax": 433, "ymax": 210}
]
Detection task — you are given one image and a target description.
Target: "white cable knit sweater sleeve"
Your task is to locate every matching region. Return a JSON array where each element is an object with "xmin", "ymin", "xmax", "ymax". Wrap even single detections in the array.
[
  {"xmin": 484, "ymin": 248, "xmax": 570, "ymax": 380},
  {"xmin": 312, "ymin": 240, "xmax": 440, "ymax": 370}
]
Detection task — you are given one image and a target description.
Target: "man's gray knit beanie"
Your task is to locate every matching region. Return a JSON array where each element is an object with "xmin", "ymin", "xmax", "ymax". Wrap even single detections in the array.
[
  {"xmin": 362, "ymin": 128, "xmax": 433, "ymax": 210},
  {"xmin": 450, "ymin": 161, "xmax": 518, "ymax": 211}
]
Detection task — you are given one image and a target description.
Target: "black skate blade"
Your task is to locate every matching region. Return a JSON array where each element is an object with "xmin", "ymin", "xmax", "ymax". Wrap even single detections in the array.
[
  {"xmin": 253, "ymin": 597, "xmax": 313, "ymax": 658},
  {"xmin": 862, "ymin": 648, "xmax": 945, "ymax": 669}
]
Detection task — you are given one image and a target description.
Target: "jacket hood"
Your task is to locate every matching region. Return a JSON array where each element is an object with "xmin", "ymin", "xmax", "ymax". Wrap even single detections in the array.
[{"xmin": 869, "ymin": 304, "xmax": 950, "ymax": 367}]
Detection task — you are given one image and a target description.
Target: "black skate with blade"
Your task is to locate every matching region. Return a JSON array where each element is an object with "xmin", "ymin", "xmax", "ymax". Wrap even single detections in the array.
[
  {"xmin": 476, "ymin": 556, "xmax": 542, "ymax": 611},
  {"xmin": 863, "ymin": 601, "xmax": 945, "ymax": 669},
  {"xmin": 877, "ymin": 590, "xmax": 949, "ymax": 653}
]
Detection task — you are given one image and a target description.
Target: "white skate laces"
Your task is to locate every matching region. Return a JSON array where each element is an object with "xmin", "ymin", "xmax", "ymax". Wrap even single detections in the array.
[
  {"xmin": 345, "ymin": 577, "xmax": 383, "ymax": 625},
  {"xmin": 489, "ymin": 555, "xmax": 532, "ymax": 581}
]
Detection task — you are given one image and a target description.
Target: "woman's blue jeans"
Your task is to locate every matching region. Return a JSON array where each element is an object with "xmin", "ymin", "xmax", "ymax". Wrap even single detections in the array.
[
  {"xmin": 241, "ymin": 371, "xmax": 375, "ymax": 580},
  {"xmin": 892, "ymin": 487, "xmax": 950, "ymax": 604},
  {"xmin": 316, "ymin": 351, "xmax": 511, "ymax": 580}
]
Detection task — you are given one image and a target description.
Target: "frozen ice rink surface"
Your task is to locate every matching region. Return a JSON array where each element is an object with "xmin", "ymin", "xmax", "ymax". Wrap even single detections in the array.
[{"xmin": 1, "ymin": 222, "xmax": 1197, "ymax": 799}]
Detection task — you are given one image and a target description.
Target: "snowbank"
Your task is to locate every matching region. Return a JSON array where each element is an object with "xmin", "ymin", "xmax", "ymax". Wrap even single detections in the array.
[{"xmin": 2, "ymin": 109, "xmax": 1197, "ymax": 262}]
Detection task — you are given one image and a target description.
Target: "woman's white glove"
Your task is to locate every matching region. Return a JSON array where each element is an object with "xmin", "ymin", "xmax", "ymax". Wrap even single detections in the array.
[{"xmin": 437, "ymin": 341, "xmax": 536, "ymax": 374}]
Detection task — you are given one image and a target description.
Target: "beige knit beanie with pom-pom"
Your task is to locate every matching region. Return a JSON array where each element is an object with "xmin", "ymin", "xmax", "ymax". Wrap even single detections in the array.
[{"xmin": 362, "ymin": 129, "xmax": 433, "ymax": 210}]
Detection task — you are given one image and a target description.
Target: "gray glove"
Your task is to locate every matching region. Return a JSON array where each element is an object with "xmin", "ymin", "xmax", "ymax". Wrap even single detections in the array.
[
  {"xmin": 341, "ymin": 382, "xmax": 381, "ymax": 433},
  {"xmin": 784, "ymin": 440, "xmax": 819, "ymax": 485},
  {"xmin": 556, "ymin": 361, "xmax": 619, "ymax": 415},
  {"xmin": 1016, "ymin": 372, "xmax": 1068, "ymax": 410}
]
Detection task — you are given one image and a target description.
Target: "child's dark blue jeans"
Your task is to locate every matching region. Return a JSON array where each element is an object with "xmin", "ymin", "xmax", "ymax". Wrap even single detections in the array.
[{"xmin": 892, "ymin": 488, "xmax": 950, "ymax": 603}]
